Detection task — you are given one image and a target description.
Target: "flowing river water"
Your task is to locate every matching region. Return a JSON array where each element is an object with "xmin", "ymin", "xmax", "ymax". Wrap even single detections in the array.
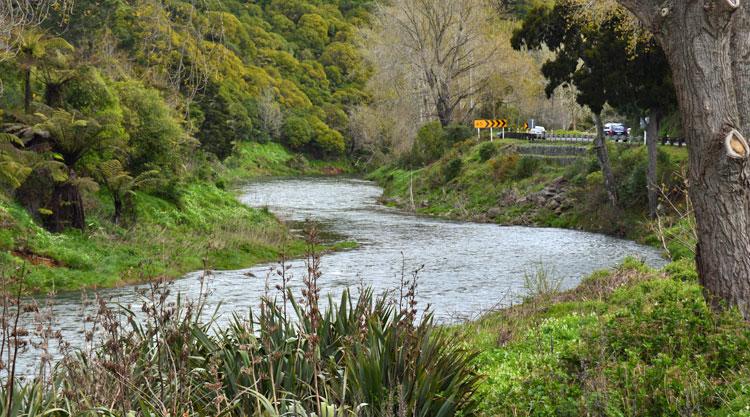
[{"xmin": 14, "ymin": 176, "xmax": 667, "ymax": 377}]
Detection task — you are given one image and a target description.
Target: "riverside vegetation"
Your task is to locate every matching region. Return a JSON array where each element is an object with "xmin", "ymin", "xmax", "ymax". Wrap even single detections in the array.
[
  {"xmin": 368, "ymin": 122, "xmax": 695, "ymax": 260},
  {"xmin": 1, "ymin": 142, "xmax": 353, "ymax": 292}
]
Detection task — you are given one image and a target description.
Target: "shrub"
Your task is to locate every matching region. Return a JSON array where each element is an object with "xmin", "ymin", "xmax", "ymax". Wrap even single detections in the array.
[
  {"xmin": 444, "ymin": 123, "xmax": 474, "ymax": 145},
  {"xmin": 282, "ymin": 113, "xmax": 314, "ymax": 149},
  {"xmin": 444, "ymin": 158, "xmax": 463, "ymax": 182},
  {"xmin": 116, "ymin": 80, "xmax": 188, "ymax": 175},
  {"xmin": 409, "ymin": 121, "xmax": 446, "ymax": 166},
  {"xmin": 490, "ymin": 153, "xmax": 519, "ymax": 180},
  {"xmin": 478, "ymin": 142, "xmax": 497, "ymax": 162},
  {"xmin": 511, "ymin": 156, "xmax": 541, "ymax": 180}
]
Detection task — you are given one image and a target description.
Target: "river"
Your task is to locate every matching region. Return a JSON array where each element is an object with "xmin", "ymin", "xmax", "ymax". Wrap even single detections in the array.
[{"xmin": 12, "ymin": 176, "xmax": 667, "ymax": 377}]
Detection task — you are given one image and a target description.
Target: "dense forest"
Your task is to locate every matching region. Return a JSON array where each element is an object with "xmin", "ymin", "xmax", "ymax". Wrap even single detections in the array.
[{"xmin": 0, "ymin": 0, "xmax": 372, "ymax": 232}]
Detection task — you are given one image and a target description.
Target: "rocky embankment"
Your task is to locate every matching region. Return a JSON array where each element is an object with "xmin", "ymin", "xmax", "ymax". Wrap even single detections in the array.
[{"xmin": 485, "ymin": 176, "xmax": 573, "ymax": 223}]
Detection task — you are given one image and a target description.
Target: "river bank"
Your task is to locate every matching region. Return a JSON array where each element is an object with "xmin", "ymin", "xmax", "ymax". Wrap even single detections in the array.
[
  {"xmin": 0, "ymin": 142, "xmax": 354, "ymax": 292},
  {"xmin": 453, "ymin": 257, "xmax": 750, "ymax": 416},
  {"xmin": 368, "ymin": 139, "xmax": 694, "ymax": 258}
]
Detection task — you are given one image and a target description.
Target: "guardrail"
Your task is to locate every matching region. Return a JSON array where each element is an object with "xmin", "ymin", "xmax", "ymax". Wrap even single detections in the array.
[{"xmin": 501, "ymin": 132, "xmax": 687, "ymax": 147}]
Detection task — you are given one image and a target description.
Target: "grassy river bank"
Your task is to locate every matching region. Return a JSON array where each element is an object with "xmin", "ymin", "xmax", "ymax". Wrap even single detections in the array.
[
  {"xmin": 0, "ymin": 142, "xmax": 354, "ymax": 292},
  {"xmin": 368, "ymin": 138, "xmax": 694, "ymax": 259}
]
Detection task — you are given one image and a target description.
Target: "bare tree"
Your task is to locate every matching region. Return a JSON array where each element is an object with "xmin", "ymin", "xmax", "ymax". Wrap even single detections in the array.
[
  {"xmin": 0, "ymin": 0, "xmax": 65, "ymax": 58},
  {"xmin": 615, "ymin": 0, "xmax": 750, "ymax": 318},
  {"xmin": 258, "ymin": 87, "xmax": 283, "ymax": 140},
  {"xmin": 376, "ymin": 0, "xmax": 491, "ymax": 126}
]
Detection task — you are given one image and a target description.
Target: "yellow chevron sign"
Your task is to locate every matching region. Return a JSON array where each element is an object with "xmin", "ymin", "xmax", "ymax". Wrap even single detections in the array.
[{"xmin": 474, "ymin": 119, "xmax": 507, "ymax": 129}]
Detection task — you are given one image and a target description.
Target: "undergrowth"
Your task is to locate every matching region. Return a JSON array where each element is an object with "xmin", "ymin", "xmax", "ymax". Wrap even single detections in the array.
[{"xmin": 457, "ymin": 258, "xmax": 750, "ymax": 417}]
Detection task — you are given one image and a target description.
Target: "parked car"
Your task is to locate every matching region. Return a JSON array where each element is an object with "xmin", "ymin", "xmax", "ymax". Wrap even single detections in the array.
[
  {"xmin": 604, "ymin": 123, "xmax": 627, "ymax": 137},
  {"xmin": 527, "ymin": 126, "xmax": 546, "ymax": 139}
]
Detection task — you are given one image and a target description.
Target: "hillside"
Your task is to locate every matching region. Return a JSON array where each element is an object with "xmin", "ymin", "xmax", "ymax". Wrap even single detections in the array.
[{"xmin": 0, "ymin": 0, "xmax": 370, "ymax": 290}]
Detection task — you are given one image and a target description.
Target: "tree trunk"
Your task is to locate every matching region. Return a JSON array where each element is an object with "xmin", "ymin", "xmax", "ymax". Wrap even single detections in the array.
[
  {"xmin": 44, "ymin": 82, "xmax": 64, "ymax": 108},
  {"xmin": 46, "ymin": 181, "xmax": 85, "ymax": 232},
  {"xmin": 436, "ymin": 92, "xmax": 452, "ymax": 127},
  {"xmin": 113, "ymin": 195, "xmax": 122, "ymax": 226},
  {"xmin": 592, "ymin": 112, "xmax": 618, "ymax": 207},
  {"xmin": 23, "ymin": 68, "xmax": 31, "ymax": 114},
  {"xmin": 616, "ymin": 1, "xmax": 750, "ymax": 318},
  {"xmin": 646, "ymin": 110, "xmax": 661, "ymax": 219}
]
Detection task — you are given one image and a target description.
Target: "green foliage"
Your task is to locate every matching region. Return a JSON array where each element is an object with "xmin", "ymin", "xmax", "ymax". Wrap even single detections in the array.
[
  {"xmin": 478, "ymin": 142, "xmax": 497, "ymax": 162},
  {"xmin": 444, "ymin": 158, "xmax": 463, "ymax": 182},
  {"xmin": 511, "ymin": 155, "xmax": 541, "ymax": 179},
  {"xmin": 459, "ymin": 262, "xmax": 750, "ymax": 417},
  {"xmin": 196, "ymin": 82, "xmax": 252, "ymax": 160},
  {"xmin": 282, "ymin": 112, "xmax": 315, "ymax": 149},
  {"xmin": 116, "ymin": 80, "xmax": 190, "ymax": 175},
  {"xmin": 409, "ymin": 122, "xmax": 446, "ymax": 167},
  {"xmin": 444, "ymin": 123, "xmax": 474, "ymax": 145}
]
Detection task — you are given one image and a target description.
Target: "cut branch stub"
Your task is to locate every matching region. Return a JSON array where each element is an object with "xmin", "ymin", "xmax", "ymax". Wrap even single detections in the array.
[
  {"xmin": 725, "ymin": 129, "xmax": 749, "ymax": 159},
  {"xmin": 724, "ymin": 0, "xmax": 740, "ymax": 9}
]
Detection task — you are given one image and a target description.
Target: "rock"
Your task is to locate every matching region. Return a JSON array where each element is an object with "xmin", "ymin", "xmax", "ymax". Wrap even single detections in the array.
[
  {"xmin": 498, "ymin": 189, "xmax": 520, "ymax": 207},
  {"xmin": 487, "ymin": 207, "xmax": 503, "ymax": 218}
]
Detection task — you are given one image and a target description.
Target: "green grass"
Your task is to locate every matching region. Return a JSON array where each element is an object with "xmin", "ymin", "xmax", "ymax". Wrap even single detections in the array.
[
  {"xmin": 1, "ymin": 183, "xmax": 306, "ymax": 291},
  {"xmin": 456, "ymin": 259, "xmax": 750, "ymax": 417},
  {"xmin": 1, "ymin": 142, "xmax": 357, "ymax": 293},
  {"xmin": 223, "ymin": 141, "xmax": 353, "ymax": 182}
]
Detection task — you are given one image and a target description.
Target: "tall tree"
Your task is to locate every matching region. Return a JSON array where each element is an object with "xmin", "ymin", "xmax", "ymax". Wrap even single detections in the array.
[
  {"xmin": 617, "ymin": 37, "xmax": 676, "ymax": 218},
  {"xmin": 512, "ymin": 2, "xmax": 632, "ymax": 206},
  {"xmin": 375, "ymin": 0, "xmax": 490, "ymax": 126},
  {"xmin": 614, "ymin": 0, "xmax": 750, "ymax": 318}
]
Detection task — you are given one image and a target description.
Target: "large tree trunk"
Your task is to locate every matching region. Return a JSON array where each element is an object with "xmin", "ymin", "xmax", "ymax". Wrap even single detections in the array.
[
  {"xmin": 47, "ymin": 179, "xmax": 86, "ymax": 232},
  {"xmin": 616, "ymin": 1, "xmax": 750, "ymax": 318},
  {"xmin": 646, "ymin": 110, "xmax": 661, "ymax": 219},
  {"xmin": 592, "ymin": 112, "xmax": 618, "ymax": 207}
]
